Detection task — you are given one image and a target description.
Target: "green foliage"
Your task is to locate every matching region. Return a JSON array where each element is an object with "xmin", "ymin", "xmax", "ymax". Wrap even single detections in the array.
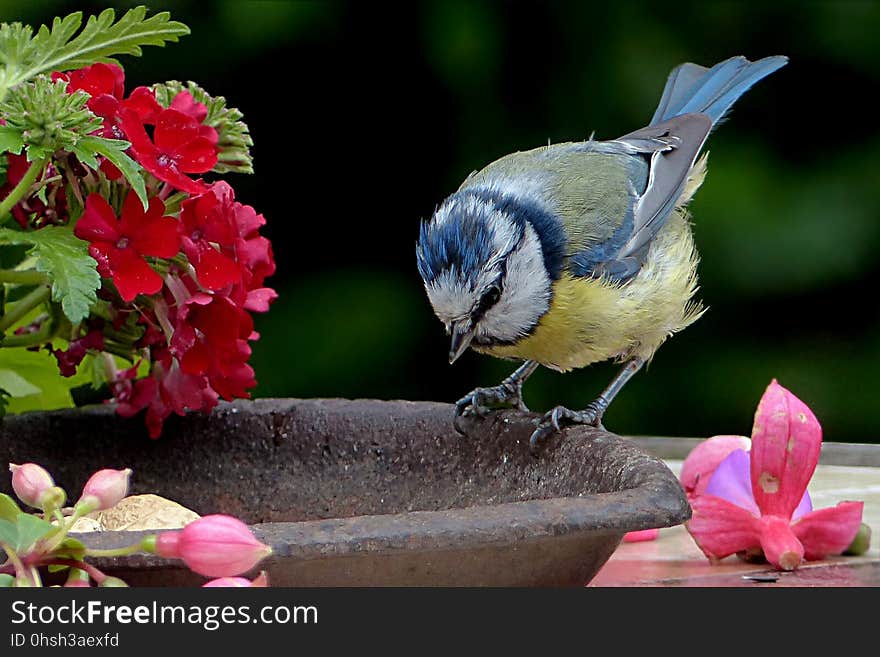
[
  {"xmin": 0, "ymin": 126, "xmax": 23, "ymax": 154},
  {"xmin": 0, "ymin": 346, "xmax": 91, "ymax": 413},
  {"xmin": 0, "ymin": 512, "xmax": 53, "ymax": 552},
  {"xmin": 0, "ymin": 493, "xmax": 19, "ymax": 522},
  {"xmin": 154, "ymin": 80, "xmax": 253, "ymax": 174},
  {"xmin": 0, "ymin": 226, "xmax": 98, "ymax": 324},
  {"xmin": 0, "ymin": 7, "xmax": 189, "ymax": 95},
  {"xmin": 0, "ymin": 76, "xmax": 100, "ymax": 160},
  {"xmin": 71, "ymin": 135, "xmax": 148, "ymax": 208}
]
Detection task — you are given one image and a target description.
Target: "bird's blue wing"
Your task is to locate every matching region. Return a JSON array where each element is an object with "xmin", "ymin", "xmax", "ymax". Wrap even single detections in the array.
[{"xmin": 569, "ymin": 113, "xmax": 712, "ymax": 283}]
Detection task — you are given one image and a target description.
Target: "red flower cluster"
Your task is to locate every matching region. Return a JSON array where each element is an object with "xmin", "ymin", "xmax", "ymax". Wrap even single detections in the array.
[{"xmin": 51, "ymin": 63, "xmax": 277, "ymax": 437}]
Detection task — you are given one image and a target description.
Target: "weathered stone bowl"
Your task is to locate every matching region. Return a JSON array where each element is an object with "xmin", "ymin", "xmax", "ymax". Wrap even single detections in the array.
[{"xmin": 0, "ymin": 399, "xmax": 690, "ymax": 586}]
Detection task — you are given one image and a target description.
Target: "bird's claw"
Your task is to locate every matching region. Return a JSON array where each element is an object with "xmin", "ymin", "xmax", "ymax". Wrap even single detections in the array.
[
  {"xmin": 529, "ymin": 400, "xmax": 606, "ymax": 451},
  {"xmin": 453, "ymin": 381, "xmax": 529, "ymax": 435}
]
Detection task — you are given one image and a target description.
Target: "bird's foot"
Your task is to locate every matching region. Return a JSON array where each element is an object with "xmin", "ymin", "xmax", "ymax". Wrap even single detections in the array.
[
  {"xmin": 529, "ymin": 399, "xmax": 607, "ymax": 451},
  {"xmin": 454, "ymin": 380, "xmax": 530, "ymax": 434}
]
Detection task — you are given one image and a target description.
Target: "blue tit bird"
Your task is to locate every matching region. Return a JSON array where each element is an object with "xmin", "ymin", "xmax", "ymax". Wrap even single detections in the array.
[{"xmin": 415, "ymin": 55, "xmax": 788, "ymax": 448}]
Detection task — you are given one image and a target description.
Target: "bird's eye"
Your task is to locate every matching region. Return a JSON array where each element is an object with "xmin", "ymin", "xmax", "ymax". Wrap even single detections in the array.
[{"xmin": 472, "ymin": 285, "xmax": 501, "ymax": 321}]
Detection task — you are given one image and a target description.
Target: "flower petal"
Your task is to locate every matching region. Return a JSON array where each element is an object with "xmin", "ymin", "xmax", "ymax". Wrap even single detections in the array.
[
  {"xmin": 174, "ymin": 136, "xmax": 218, "ymax": 173},
  {"xmin": 704, "ymin": 449, "xmax": 760, "ymax": 515},
  {"xmin": 680, "ymin": 435, "xmax": 751, "ymax": 499},
  {"xmin": 750, "ymin": 379, "xmax": 821, "ymax": 519},
  {"xmin": 111, "ymin": 248, "xmax": 163, "ymax": 302},
  {"xmin": 686, "ymin": 494, "xmax": 762, "ymax": 561},
  {"xmin": 192, "ymin": 245, "xmax": 241, "ymax": 290},
  {"xmin": 792, "ymin": 501, "xmax": 864, "ymax": 560},
  {"xmin": 792, "ymin": 489, "xmax": 812, "ymax": 521},
  {"xmin": 75, "ymin": 194, "xmax": 120, "ymax": 243},
  {"xmin": 758, "ymin": 515, "xmax": 804, "ymax": 571}
]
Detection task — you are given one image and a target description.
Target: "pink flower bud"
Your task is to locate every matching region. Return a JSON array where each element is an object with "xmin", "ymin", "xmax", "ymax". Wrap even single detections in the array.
[
  {"xmin": 9, "ymin": 463, "xmax": 56, "ymax": 509},
  {"xmin": 156, "ymin": 514, "xmax": 272, "ymax": 578},
  {"xmin": 76, "ymin": 468, "xmax": 132, "ymax": 512},
  {"xmin": 202, "ymin": 571, "xmax": 269, "ymax": 587}
]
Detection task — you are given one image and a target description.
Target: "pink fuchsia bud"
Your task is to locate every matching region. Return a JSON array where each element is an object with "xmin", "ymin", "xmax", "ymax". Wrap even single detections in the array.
[
  {"xmin": 155, "ymin": 515, "xmax": 272, "ymax": 577},
  {"xmin": 202, "ymin": 571, "xmax": 269, "ymax": 588},
  {"xmin": 76, "ymin": 468, "xmax": 132, "ymax": 512},
  {"xmin": 679, "ymin": 436, "xmax": 751, "ymax": 500},
  {"xmin": 9, "ymin": 463, "xmax": 63, "ymax": 510},
  {"xmin": 623, "ymin": 529, "xmax": 660, "ymax": 542},
  {"xmin": 750, "ymin": 380, "xmax": 821, "ymax": 518}
]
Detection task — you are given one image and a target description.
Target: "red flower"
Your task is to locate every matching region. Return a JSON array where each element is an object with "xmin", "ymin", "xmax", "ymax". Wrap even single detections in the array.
[
  {"xmin": 115, "ymin": 357, "xmax": 218, "ymax": 439},
  {"xmin": 685, "ymin": 380, "xmax": 864, "ymax": 571},
  {"xmin": 51, "ymin": 329, "xmax": 105, "ymax": 377},
  {"xmin": 53, "ymin": 63, "xmax": 125, "ymax": 138},
  {"xmin": 172, "ymin": 293, "xmax": 256, "ymax": 400},
  {"xmin": 178, "ymin": 183, "xmax": 277, "ymax": 310},
  {"xmin": 121, "ymin": 107, "xmax": 218, "ymax": 194},
  {"xmin": 178, "ymin": 186, "xmax": 241, "ymax": 290},
  {"xmin": 169, "ymin": 90, "xmax": 211, "ymax": 126},
  {"xmin": 74, "ymin": 192, "xmax": 180, "ymax": 302}
]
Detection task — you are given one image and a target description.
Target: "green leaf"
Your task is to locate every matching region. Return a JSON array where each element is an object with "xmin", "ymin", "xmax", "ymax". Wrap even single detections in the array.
[
  {"xmin": 0, "ymin": 347, "xmax": 90, "ymax": 413},
  {"xmin": 0, "ymin": 369, "xmax": 40, "ymax": 397},
  {"xmin": 0, "ymin": 7, "xmax": 190, "ymax": 91},
  {"xmin": 0, "ymin": 513, "xmax": 51, "ymax": 552},
  {"xmin": 0, "ymin": 126, "xmax": 23, "ymax": 154},
  {"xmin": 73, "ymin": 136, "xmax": 148, "ymax": 209},
  {"xmin": 0, "ymin": 518, "xmax": 15, "ymax": 547},
  {"xmin": 0, "ymin": 573, "xmax": 13, "ymax": 587},
  {"xmin": 13, "ymin": 513, "xmax": 53, "ymax": 552},
  {"xmin": 55, "ymin": 536, "xmax": 86, "ymax": 561},
  {"xmin": 0, "ymin": 493, "xmax": 21, "ymax": 523},
  {"xmin": 0, "ymin": 226, "xmax": 99, "ymax": 324}
]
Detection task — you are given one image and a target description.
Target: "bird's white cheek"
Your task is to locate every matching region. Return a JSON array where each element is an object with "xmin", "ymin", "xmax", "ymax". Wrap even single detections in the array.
[{"xmin": 478, "ymin": 226, "xmax": 551, "ymax": 342}]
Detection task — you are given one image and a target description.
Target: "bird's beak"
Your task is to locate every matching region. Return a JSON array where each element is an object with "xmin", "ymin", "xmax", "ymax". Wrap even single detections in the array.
[{"xmin": 448, "ymin": 321, "xmax": 475, "ymax": 364}]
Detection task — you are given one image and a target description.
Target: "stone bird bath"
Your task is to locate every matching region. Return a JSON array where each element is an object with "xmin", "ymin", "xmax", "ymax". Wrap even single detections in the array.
[{"xmin": 0, "ymin": 399, "xmax": 690, "ymax": 586}]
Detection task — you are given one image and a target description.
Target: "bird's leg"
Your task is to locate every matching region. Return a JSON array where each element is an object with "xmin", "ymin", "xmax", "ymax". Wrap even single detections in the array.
[
  {"xmin": 530, "ymin": 357, "xmax": 645, "ymax": 450},
  {"xmin": 454, "ymin": 360, "xmax": 539, "ymax": 434}
]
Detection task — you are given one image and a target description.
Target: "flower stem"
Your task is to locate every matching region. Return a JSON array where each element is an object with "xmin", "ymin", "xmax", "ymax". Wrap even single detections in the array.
[
  {"xmin": 0, "ymin": 158, "xmax": 47, "ymax": 224},
  {"xmin": 1, "ymin": 545, "xmax": 31, "ymax": 584},
  {"xmin": 0, "ymin": 269, "xmax": 50, "ymax": 286},
  {"xmin": 42, "ymin": 558, "xmax": 107, "ymax": 585},
  {"xmin": 84, "ymin": 542, "xmax": 150, "ymax": 559},
  {"xmin": 0, "ymin": 284, "xmax": 50, "ymax": 333},
  {"xmin": 0, "ymin": 325, "xmax": 53, "ymax": 348}
]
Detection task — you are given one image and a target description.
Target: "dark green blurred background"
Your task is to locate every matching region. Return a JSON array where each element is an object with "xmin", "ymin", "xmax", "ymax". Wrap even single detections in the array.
[{"xmin": 4, "ymin": 1, "xmax": 880, "ymax": 443}]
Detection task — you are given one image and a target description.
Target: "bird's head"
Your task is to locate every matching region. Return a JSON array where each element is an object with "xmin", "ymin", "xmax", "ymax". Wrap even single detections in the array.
[{"xmin": 416, "ymin": 190, "xmax": 557, "ymax": 363}]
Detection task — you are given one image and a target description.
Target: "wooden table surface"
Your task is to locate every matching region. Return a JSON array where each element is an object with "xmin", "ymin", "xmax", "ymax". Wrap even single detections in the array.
[{"xmin": 591, "ymin": 449, "xmax": 880, "ymax": 587}]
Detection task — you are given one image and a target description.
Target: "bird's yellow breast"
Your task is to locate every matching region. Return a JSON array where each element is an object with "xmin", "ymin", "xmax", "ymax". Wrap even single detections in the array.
[{"xmin": 477, "ymin": 209, "xmax": 704, "ymax": 371}]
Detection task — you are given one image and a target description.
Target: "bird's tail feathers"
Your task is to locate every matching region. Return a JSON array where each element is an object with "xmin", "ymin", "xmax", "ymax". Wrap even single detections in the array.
[{"xmin": 650, "ymin": 55, "xmax": 788, "ymax": 126}]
